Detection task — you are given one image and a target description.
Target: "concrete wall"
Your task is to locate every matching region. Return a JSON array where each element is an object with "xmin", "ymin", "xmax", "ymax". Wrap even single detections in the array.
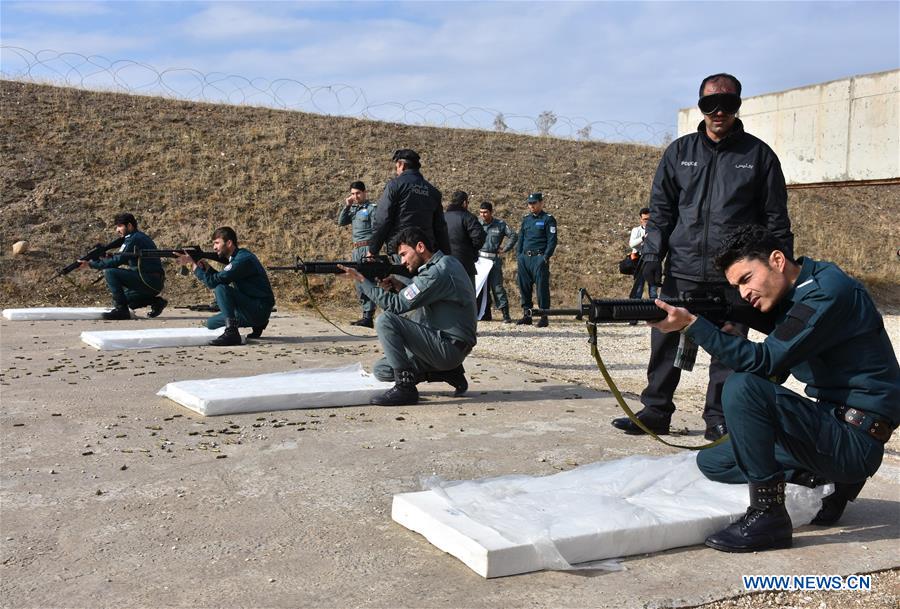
[{"xmin": 677, "ymin": 70, "xmax": 899, "ymax": 184}]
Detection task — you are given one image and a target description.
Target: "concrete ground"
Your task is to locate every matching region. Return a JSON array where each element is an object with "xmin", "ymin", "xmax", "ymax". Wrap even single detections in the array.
[{"xmin": 1, "ymin": 310, "xmax": 897, "ymax": 608}]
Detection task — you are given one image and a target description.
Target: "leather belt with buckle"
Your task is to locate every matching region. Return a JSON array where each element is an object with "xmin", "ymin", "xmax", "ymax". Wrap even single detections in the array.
[
  {"xmin": 836, "ymin": 405, "xmax": 893, "ymax": 443},
  {"xmin": 525, "ymin": 250, "xmax": 544, "ymax": 256},
  {"xmin": 352, "ymin": 240, "xmax": 370, "ymax": 248},
  {"xmin": 479, "ymin": 251, "xmax": 499, "ymax": 259}
]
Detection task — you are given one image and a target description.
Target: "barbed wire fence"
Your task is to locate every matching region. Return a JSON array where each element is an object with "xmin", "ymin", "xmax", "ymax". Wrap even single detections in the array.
[{"xmin": 1, "ymin": 46, "xmax": 671, "ymax": 146}]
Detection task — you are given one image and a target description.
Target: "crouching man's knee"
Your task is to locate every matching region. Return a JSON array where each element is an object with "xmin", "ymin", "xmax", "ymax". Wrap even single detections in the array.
[{"xmin": 697, "ymin": 443, "xmax": 746, "ymax": 484}]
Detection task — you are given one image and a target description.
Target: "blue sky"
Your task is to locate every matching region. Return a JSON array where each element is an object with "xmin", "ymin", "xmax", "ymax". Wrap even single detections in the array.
[{"xmin": 1, "ymin": 1, "xmax": 898, "ymax": 141}]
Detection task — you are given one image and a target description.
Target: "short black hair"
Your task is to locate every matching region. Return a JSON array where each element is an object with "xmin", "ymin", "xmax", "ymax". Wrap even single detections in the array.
[
  {"xmin": 480, "ymin": 201, "xmax": 493, "ymax": 211},
  {"xmin": 212, "ymin": 226, "xmax": 238, "ymax": 247},
  {"xmin": 450, "ymin": 190, "xmax": 469, "ymax": 207},
  {"xmin": 389, "ymin": 226, "xmax": 433, "ymax": 253},
  {"xmin": 714, "ymin": 224, "xmax": 792, "ymax": 272},
  {"xmin": 639, "ymin": 207, "xmax": 650, "ymax": 216},
  {"xmin": 350, "ymin": 181, "xmax": 366, "ymax": 191},
  {"xmin": 114, "ymin": 213, "xmax": 138, "ymax": 228},
  {"xmin": 699, "ymin": 73, "xmax": 742, "ymax": 98}
]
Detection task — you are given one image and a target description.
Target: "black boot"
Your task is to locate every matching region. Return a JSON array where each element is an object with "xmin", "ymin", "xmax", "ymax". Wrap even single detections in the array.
[
  {"xmin": 705, "ymin": 480, "xmax": 792, "ymax": 552},
  {"xmin": 147, "ymin": 297, "xmax": 168, "ymax": 319},
  {"xmin": 350, "ymin": 312, "xmax": 374, "ymax": 328},
  {"xmin": 811, "ymin": 480, "xmax": 866, "ymax": 526},
  {"xmin": 209, "ymin": 320, "xmax": 242, "ymax": 346},
  {"xmin": 247, "ymin": 321, "xmax": 268, "ymax": 340},
  {"xmin": 611, "ymin": 408, "xmax": 671, "ymax": 435},
  {"xmin": 371, "ymin": 370, "xmax": 419, "ymax": 406},
  {"xmin": 431, "ymin": 365, "xmax": 468, "ymax": 397},
  {"xmin": 535, "ymin": 315, "xmax": 549, "ymax": 328},
  {"xmin": 501, "ymin": 307, "xmax": 512, "ymax": 323},
  {"xmin": 704, "ymin": 422, "xmax": 728, "ymax": 442},
  {"xmin": 516, "ymin": 313, "xmax": 532, "ymax": 325},
  {"xmin": 481, "ymin": 308, "xmax": 493, "ymax": 322},
  {"xmin": 102, "ymin": 305, "xmax": 131, "ymax": 320}
]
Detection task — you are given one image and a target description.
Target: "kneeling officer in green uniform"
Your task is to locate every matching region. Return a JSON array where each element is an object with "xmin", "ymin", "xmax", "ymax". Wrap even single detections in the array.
[
  {"xmin": 650, "ymin": 225, "xmax": 899, "ymax": 553},
  {"xmin": 78, "ymin": 212, "xmax": 167, "ymax": 320},
  {"xmin": 516, "ymin": 193, "xmax": 557, "ymax": 327},
  {"xmin": 338, "ymin": 226, "xmax": 476, "ymax": 406},
  {"xmin": 176, "ymin": 227, "xmax": 275, "ymax": 346}
]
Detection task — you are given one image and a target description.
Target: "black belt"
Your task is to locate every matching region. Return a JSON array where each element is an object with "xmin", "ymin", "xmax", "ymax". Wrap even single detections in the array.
[
  {"xmin": 525, "ymin": 250, "xmax": 544, "ymax": 256},
  {"xmin": 836, "ymin": 405, "xmax": 893, "ymax": 443}
]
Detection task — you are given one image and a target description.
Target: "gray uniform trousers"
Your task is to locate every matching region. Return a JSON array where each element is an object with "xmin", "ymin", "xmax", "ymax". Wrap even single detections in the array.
[
  {"xmin": 484, "ymin": 256, "xmax": 510, "ymax": 311},
  {"xmin": 351, "ymin": 245, "xmax": 376, "ymax": 314},
  {"xmin": 372, "ymin": 311, "xmax": 470, "ymax": 381}
]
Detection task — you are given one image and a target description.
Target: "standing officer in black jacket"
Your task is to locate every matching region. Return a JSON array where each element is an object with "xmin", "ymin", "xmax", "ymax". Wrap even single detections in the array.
[
  {"xmin": 612, "ymin": 73, "xmax": 793, "ymax": 442},
  {"xmin": 368, "ymin": 149, "xmax": 450, "ymax": 258},
  {"xmin": 444, "ymin": 190, "xmax": 486, "ymax": 286}
]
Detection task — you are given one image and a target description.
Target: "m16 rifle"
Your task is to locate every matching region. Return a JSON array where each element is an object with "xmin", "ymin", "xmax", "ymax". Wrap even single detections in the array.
[
  {"xmin": 530, "ymin": 289, "xmax": 738, "ymax": 371},
  {"xmin": 117, "ymin": 247, "xmax": 223, "ymax": 275},
  {"xmin": 54, "ymin": 237, "xmax": 125, "ymax": 278},
  {"xmin": 267, "ymin": 255, "xmax": 413, "ymax": 280},
  {"xmin": 529, "ymin": 289, "xmax": 769, "ymax": 450}
]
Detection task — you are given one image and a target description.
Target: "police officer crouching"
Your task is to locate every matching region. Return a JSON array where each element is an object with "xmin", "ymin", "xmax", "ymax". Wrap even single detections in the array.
[
  {"xmin": 78, "ymin": 212, "xmax": 167, "ymax": 320},
  {"xmin": 516, "ymin": 193, "xmax": 557, "ymax": 327},
  {"xmin": 176, "ymin": 227, "xmax": 275, "ymax": 346},
  {"xmin": 338, "ymin": 226, "xmax": 476, "ymax": 406},
  {"xmin": 651, "ymin": 225, "xmax": 899, "ymax": 552}
]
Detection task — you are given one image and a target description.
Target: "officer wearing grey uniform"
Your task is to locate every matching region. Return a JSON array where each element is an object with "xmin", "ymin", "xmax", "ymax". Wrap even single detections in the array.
[
  {"xmin": 652, "ymin": 225, "xmax": 899, "ymax": 553},
  {"xmin": 516, "ymin": 192, "xmax": 557, "ymax": 327},
  {"xmin": 338, "ymin": 180, "xmax": 377, "ymax": 327},
  {"xmin": 340, "ymin": 226, "xmax": 476, "ymax": 406},
  {"xmin": 478, "ymin": 201, "xmax": 517, "ymax": 322}
]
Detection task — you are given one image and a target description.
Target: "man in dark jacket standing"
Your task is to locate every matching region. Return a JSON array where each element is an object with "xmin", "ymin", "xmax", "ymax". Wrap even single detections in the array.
[
  {"xmin": 612, "ymin": 73, "xmax": 793, "ymax": 442},
  {"xmin": 368, "ymin": 149, "xmax": 450, "ymax": 257},
  {"xmin": 444, "ymin": 190, "xmax": 486, "ymax": 286}
]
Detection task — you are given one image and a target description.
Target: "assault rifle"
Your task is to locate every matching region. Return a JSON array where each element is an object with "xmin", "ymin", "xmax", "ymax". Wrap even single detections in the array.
[
  {"xmin": 530, "ymin": 289, "xmax": 744, "ymax": 371},
  {"xmin": 267, "ymin": 256, "xmax": 413, "ymax": 279},
  {"xmin": 117, "ymin": 246, "xmax": 223, "ymax": 264},
  {"xmin": 54, "ymin": 237, "xmax": 125, "ymax": 278}
]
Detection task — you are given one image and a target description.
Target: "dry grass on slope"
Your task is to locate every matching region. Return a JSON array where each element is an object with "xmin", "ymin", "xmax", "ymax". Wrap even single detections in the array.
[{"xmin": 1, "ymin": 80, "xmax": 897, "ymax": 312}]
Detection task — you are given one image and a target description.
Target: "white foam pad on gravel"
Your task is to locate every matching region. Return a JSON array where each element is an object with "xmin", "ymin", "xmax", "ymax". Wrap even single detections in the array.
[
  {"xmin": 2, "ymin": 307, "xmax": 130, "ymax": 321},
  {"xmin": 81, "ymin": 327, "xmax": 224, "ymax": 350},
  {"xmin": 392, "ymin": 452, "xmax": 828, "ymax": 578},
  {"xmin": 157, "ymin": 363, "xmax": 394, "ymax": 416}
]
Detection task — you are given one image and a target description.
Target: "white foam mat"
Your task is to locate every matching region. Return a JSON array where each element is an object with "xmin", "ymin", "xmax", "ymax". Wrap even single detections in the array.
[
  {"xmin": 81, "ymin": 327, "xmax": 224, "ymax": 350},
  {"xmin": 2, "ymin": 307, "xmax": 129, "ymax": 321},
  {"xmin": 157, "ymin": 363, "xmax": 394, "ymax": 416},
  {"xmin": 392, "ymin": 452, "xmax": 829, "ymax": 578}
]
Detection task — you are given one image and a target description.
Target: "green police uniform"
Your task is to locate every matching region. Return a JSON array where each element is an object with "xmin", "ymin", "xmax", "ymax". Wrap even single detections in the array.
[
  {"xmin": 516, "ymin": 210, "xmax": 557, "ymax": 311},
  {"xmin": 194, "ymin": 248, "xmax": 276, "ymax": 330},
  {"xmin": 692, "ymin": 258, "xmax": 899, "ymax": 487},
  {"xmin": 479, "ymin": 217, "xmax": 517, "ymax": 312},
  {"xmin": 358, "ymin": 251, "xmax": 476, "ymax": 381},
  {"xmin": 338, "ymin": 201, "xmax": 378, "ymax": 315},
  {"xmin": 89, "ymin": 230, "xmax": 165, "ymax": 310}
]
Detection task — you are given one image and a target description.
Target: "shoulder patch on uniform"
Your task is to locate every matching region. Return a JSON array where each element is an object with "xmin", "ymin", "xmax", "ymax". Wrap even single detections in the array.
[
  {"xmin": 402, "ymin": 283, "xmax": 421, "ymax": 300},
  {"xmin": 223, "ymin": 263, "xmax": 233, "ymax": 272},
  {"xmin": 773, "ymin": 302, "xmax": 814, "ymax": 341},
  {"xmin": 549, "ymin": 226, "xmax": 557, "ymax": 233}
]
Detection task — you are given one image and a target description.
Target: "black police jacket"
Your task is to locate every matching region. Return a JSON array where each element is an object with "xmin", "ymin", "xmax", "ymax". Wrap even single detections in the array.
[
  {"xmin": 369, "ymin": 169, "xmax": 450, "ymax": 255},
  {"xmin": 444, "ymin": 206, "xmax": 486, "ymax": 277},
  {"xmin": 642, "ymin": 119, "xmax": 793, "ymax": 283}
]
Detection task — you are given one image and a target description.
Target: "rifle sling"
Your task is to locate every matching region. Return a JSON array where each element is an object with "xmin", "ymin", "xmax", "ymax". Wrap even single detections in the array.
[
  {"xmin": 299, "ymin": 273, "xmax": 370, "ymax": 340},
  {"xmin": 587, "ymin": 322, "xmax": 728, "ymax": 451}
]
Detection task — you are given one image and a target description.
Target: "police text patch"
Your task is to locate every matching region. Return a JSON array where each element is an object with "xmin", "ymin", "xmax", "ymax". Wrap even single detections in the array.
[{"xmin": 402, "ymin": 284, "xmax": 421, "ymax": 300}]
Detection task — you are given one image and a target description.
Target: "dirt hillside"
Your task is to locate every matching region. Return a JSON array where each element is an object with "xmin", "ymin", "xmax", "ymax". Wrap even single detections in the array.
[{"xmin": 1, "ymin": 80, "xmax": 897, "ymax": 312}]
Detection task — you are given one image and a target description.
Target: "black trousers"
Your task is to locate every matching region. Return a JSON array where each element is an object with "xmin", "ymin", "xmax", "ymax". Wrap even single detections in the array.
[{"xmin": 639, "ymin": 275, "xmax": 772, "ymax": 428}]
